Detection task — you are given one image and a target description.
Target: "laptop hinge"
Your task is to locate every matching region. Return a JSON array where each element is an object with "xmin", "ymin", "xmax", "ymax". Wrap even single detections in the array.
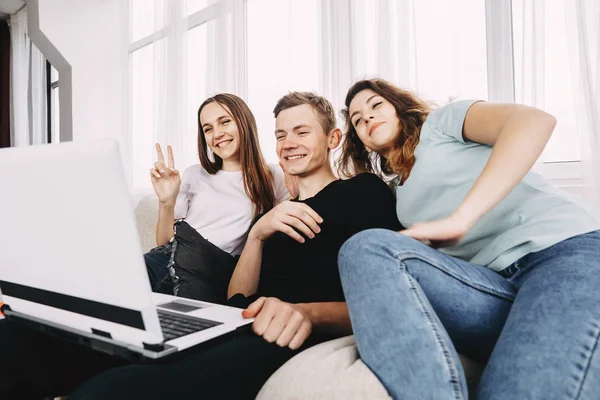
[
  {"xmin": 91, "ymin": 328, "xmax": 112, "ymax": 339},
  {"xmin": 143, "ymin": 341, "xmax": 166, "ymax": 352},
  {"xmin": 0, "ymin": 302, "xmax": 11, "ymax": 315}
]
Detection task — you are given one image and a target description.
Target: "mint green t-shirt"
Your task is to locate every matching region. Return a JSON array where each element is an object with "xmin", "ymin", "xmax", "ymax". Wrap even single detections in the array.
[{"xmin": 395, "ymin": 100, "xmax": 600, "ymax": 271}]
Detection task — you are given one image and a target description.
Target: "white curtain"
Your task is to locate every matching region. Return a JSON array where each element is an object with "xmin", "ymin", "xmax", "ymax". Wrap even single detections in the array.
[
  {"xmin": 320, "ymin": 0, "xmax": 417, "ymax": 114},
  {"xmin": 130, "ymin": 0, "xmax": 243, "ymax": 189},
  {"xmin": 9, "ymin": 8, "xmax": 47, "ymax": 147},
  {"xmin": 564, "ymin": 0, "xmax": 600, "ymax": 207},
  {"xmin": 152, "ymin": 0, "xmax": 187, "ymax": 158},
  {"xmin": 518, "ymin": 0, "xmax": 545, "ymax": 109},
  {"xmin": 320, "ymin": 0, "xmax": 490, "ymax": 117},
  {"xmin": 206, "ymin": 0, "xmax": 245, "ymax": 96}
]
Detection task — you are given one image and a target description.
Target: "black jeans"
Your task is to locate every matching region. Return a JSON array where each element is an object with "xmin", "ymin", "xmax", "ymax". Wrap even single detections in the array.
[
  {"xmin": 0, "ymin": 319, "xmax": 330, "ymax": 399},
  {"xmin": 145, "ymin": 243, "xmax": 175, "ymax": 294},
  {"xmin": 0, "ymin": 298, "xmax": 334, "ymax": 400},
  {"xmin": 144, "ymin": 221, "xmax": 239, "ymax": 304}
]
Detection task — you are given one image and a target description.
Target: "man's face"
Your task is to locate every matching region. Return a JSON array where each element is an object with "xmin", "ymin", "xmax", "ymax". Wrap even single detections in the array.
[{"xmin": 275, "ymin": 104, "xmax": 332, "ymax": 177}]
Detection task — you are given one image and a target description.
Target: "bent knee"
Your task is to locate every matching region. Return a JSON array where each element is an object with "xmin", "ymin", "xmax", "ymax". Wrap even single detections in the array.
[{"xmin": 338, "ymin": 228, "xmax": 410, "ymax": 274}]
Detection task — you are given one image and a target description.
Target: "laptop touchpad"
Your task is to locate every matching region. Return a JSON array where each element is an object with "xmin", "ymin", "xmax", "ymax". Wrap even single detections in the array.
[{"xmin": 158, "ymin": 300, "xmax": 208, "ymax": 313}]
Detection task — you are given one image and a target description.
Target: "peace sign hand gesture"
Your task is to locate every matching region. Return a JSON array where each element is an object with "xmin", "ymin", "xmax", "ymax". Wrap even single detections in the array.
[{"xmin": 150, "ymin": 143, "xmax": 181, "ymax": 206}]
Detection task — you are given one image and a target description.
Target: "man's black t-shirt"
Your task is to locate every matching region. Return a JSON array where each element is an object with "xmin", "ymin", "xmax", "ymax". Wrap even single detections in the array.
[{"xmin": 256, "ymin": 173, "xmax": 403, "ymax": 304}]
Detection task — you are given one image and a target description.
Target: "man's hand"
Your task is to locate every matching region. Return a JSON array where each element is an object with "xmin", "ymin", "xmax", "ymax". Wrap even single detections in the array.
[
  {"xmin": 250, "ymin": 201, "xmax": 323, "ymax": 243},
  {"xmin": 242, "ymin": 297, "xmax": 312, "ymax": 350}
]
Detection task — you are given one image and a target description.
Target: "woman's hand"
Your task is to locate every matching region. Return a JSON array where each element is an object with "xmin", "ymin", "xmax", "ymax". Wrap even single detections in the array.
[
  {"xmin": 399, "ymin": 213, "xmax": 473, "ymax": 248},
  {"xmin": 150, "ymin": 143, "xmax": 181, "ymax": 206}
]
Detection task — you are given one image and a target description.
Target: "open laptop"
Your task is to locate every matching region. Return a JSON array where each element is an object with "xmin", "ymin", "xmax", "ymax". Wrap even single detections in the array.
[{"xmin": 0, "ymin": 139, "xmax": 252, "ymax": 360}]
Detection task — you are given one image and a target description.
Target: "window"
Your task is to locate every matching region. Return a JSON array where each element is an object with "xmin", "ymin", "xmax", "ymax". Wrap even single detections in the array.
[
  {"xmin": 348, "ymin": 0, "xmax": 488, "ymax": 104},
  {"xmin": 127, "ymin": 0, "xmax": 587, "ymax": 191},
  {"xmin": 46, "ymin": 62, "xmax": 59, "ymax": 144},
  {"xmin": 512, "ymin": 0, "xmax": 580, "ymax": 163},
  {"xmin": 413, "ymin": 0, "xmax": 488, "ymax": 103},
  {"xmin": 129, "ymin": 0, "xmax": 232, "ymax": 190}
]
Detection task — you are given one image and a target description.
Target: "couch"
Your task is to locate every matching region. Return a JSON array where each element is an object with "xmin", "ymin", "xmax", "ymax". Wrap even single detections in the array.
[{"xmin": 134, "ymin": 196, "xmax": 483, "ymax": 399}]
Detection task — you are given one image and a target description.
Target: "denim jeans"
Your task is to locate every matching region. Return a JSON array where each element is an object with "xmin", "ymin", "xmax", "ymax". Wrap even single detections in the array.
[
  {"xmin": 144, "ymin": 243, "xmax": 175, "ymax": 295},
  {"xmin": 338, "ymin": 229, "xmax": 600, "ymax": 399}
]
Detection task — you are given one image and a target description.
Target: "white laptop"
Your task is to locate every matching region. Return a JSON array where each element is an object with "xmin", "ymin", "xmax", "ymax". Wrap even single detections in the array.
[{"xmin": 0, "ymin": 139, "xmax": 252, "ymax": 359}]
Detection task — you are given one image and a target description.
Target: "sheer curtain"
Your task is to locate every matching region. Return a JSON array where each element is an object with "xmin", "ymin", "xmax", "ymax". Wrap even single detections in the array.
[
  {"xmin": 130, "ymin": 0, "xmax": 244, "ymax": 190},
  {"xmin": 152, "ymin": 0, "xmax": 187, "ymax": 161},
  {"xmin": 9, "ymin": 8, "xmax": 47, "ymax": 147},
  {"xmin": 320, "ymin": 0, "xmax": 417, "ymax": 114},
  {"xmin": 320, "ymin": 0, "xmax": 488, "ymax": 116},
  {"xmin": 564, "ymin": 0, "xmax": 600, "ymax": 206}
]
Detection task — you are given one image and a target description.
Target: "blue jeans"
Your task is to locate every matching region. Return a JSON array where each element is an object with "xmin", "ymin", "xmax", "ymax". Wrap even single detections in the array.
[{"xmin": 338, "ymin": 229, "xmax": 600, "ymax": 399}]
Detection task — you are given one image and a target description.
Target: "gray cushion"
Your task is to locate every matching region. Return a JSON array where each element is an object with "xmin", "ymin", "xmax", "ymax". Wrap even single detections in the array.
[{"xmin": 257, "ymin": 335, "xmax": 484, "ymax": 400}]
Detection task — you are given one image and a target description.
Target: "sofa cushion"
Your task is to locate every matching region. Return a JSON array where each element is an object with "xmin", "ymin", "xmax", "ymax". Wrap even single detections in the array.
[
  {"xmin": 257, "ymin": 335, "xmax": 484, "ymax": 400},
  {"xmin": 257, "ymin": 335, "xmax": 391, "ymax": 400},
  {"xmin": 134, "ymin": 195, "xmax": 159, "ymax": 253}
]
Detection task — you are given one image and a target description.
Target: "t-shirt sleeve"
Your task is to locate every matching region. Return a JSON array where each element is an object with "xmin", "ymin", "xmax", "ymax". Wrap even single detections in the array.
[
  {"xmin": 269, "ymin": 163, "xmax": 291, "ymax": 204},
  {"xmin": 346, "ymin": 173, "xmax": 404, "ymax": 233},
  {"xmin": 426, "ymin": 100, "xmax": 482, "ymax": 144},
  {"xmin": 173, "ymin": 167, "xmax": 191, "ymax": 220}
]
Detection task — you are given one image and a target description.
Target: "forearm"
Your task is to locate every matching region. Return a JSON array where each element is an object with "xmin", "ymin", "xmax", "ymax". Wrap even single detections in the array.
[
  {"xmin": 455, "ymin": 109, "xmax": 556, "ymax": 226},
  {"xmin": 156, "ymin": 203, "xmax": 175, "ymax": 246},
  {"xmin": 228, "ymin": 235, "xmax": 264, "ymax": 298},
  {"xmin": 296, "ymin": 302, "xmax": 352, "ymax": 335}
]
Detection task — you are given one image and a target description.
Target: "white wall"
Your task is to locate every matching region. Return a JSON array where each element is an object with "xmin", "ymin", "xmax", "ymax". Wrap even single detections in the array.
[{"xmin": 37, "ymin": 0, "xmax": 130, "ymax": 178}]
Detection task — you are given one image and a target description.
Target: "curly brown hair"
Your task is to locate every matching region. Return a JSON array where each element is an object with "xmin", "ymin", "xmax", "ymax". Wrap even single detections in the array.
[{"xmin": 337, "ymin": 79, "xmax": 431, "ymax": 184}]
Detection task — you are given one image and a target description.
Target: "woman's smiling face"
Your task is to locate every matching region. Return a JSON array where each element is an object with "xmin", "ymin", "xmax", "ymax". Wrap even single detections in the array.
[{"xmin": 348, "ymin": 89, "xmax": 402, "ymax": 156}]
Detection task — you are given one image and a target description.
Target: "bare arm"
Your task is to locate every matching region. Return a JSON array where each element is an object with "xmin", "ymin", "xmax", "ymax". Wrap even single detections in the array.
[
  {"xmin": 151, "ymin": 144, "xmax": 181, "ymax": 246},
  {"xmin": 156, "ymin": 203, "xmax": 175, "ymax": 246},
  {"xmin": 243, "ymin": 297, "xmax": 351, "ymax": 350},
  {"xmin": 227, "ymin": 234, "xmax": 264, "ymax": 298},
  {"xmin": 402, "ymin": 102, "xmax": 557, "ymax": 244},
  {"xmin": 296, "ymin": 301, "xmax": 352, "ymax": 335},
  {"xmin": 227, "ymin": 201, "xmax": 323, "ymax": 298},
  {"xmin": 455, "ymin": 102, "xmax": 557, "ymax": 227}
]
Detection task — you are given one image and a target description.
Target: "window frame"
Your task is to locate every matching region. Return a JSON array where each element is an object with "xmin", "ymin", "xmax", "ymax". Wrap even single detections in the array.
[{"xmin": 127, "ymin": 0, "xmax": 240, "ymax": 194}]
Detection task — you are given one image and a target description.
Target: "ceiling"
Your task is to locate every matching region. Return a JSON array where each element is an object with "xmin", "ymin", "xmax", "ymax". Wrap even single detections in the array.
[{"xmin": 0, "ymin": 0, "xmax": 26, "ymax": 20}]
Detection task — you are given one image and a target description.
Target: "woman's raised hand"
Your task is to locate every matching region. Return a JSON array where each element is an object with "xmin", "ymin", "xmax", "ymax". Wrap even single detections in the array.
[{"xmin": 150, "ymin": 143, "xmax": 181, "ymax": 206}]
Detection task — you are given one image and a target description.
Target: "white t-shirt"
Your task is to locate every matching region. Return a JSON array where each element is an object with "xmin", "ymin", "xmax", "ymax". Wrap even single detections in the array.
[{"xmin": 173, "ymin": 163, "xmax": 289, "ymax": 255}]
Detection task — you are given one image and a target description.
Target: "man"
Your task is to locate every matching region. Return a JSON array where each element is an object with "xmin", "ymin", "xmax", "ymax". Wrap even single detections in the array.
[{"xmin": 0, "ymin": 92, "xmax": 401, "ymax": 400}]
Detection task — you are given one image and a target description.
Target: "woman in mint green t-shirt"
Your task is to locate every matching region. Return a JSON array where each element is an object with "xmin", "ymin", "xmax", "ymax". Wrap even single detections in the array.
[{"xmin": 337, "ymin": 78, "xmax": 600, "ymax": 399}]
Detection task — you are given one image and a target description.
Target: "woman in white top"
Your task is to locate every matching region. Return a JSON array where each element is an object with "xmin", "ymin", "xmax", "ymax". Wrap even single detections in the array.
[{"xmin": 145, "ymin": 93, "xmax": 289, "ymax": 302}]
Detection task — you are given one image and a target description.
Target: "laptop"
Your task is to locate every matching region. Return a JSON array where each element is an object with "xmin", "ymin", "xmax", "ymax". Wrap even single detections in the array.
[{"xmin": 0, "ymin": 139, "xmax": 252, "ymax": 360}]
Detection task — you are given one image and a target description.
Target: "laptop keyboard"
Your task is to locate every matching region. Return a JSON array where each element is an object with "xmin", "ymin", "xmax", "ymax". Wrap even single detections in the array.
[{"xmin": 157, "ymin": 309, "xmax": 222, "ymax": 341}]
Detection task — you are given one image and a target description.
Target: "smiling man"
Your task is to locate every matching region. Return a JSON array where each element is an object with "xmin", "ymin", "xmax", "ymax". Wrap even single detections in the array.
[{"xmin": 22, "ymin": 93, "xmax": 402, "ymax": 400}]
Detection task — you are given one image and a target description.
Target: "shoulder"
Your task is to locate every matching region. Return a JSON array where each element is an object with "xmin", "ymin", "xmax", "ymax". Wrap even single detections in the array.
[
  {"xmin": 343, "ymin": 172, "xmax": 389, "ymax": 188},
  {"xmin": 426, "ymin": 100, "xmax": 482, "ymax": 123},
  {"xmin": 182, "ymin": 164, "xmax": 204, "ymax": 176},
  {"xmin": 268, "ymin": 163, "xmax": 284, "ymax": 180},
  {"xmin": 424, "ymin": 100, "xmax": 483, "ymax": 143},
  {"xmin": 338, "ymin": 173, "xmax": 393, "ymax": 198},
  {"xmin": 181, "ymin": 164, "xmax": 212, "ymax": 183}
]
